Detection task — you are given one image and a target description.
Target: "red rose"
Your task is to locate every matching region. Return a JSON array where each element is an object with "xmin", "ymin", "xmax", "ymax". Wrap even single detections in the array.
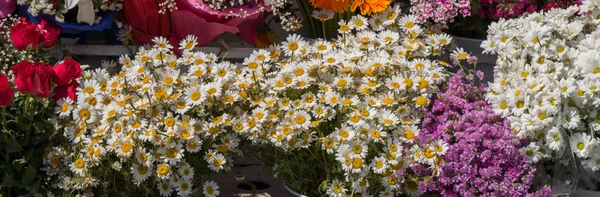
[
  {"xmin": 10, "ymin": 18, "xmax": 44, "ymax": 50},
  {"xmin": 34, "ymin": 62, "xmax": 55, "ymax": 98},
  {"xmin": 54, "ymin": 80, "xmax": 78, "ymax": 102},
  {"xmin": 52, "ymin": 58, "xmax": 82, "ymax": 86},
  {"xmin": 11, "ymin": 60, "xmax": 56, "ymax": 97},
  {"xmin": 0, "ymin": 74, "xmax": 14, "ymax": 106},
  {"xmin": 11, "ymin": 60, "xmax": 38, "ymax": 94},
  {"xmin": 40, "ymin": 19, "xmax": 61, "ymax": 48}
]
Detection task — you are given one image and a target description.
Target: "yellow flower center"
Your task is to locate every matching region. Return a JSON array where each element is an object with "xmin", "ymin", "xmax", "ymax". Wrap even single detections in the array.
[{"xmin": 74, "ymin": 158, "xmax": 85, "ymax": 169}]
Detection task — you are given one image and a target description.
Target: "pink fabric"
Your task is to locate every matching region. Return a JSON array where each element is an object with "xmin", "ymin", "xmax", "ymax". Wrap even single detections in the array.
[
  {"xmin": 172, "ymin": 0, "xmax": 270, "ymax": 46},
  {"xmin": 0, "ymin": 0, "xmax": 16, "ymax": 19}
]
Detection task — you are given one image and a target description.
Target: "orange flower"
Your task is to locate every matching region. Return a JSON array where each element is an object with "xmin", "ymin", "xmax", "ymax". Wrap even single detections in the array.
[
  {"xmin": 308, "ymin": 0, "xmax": 352, "ymax": 13},
  {"xmin": 351, "ymin": 0, "xmax": 391, "ymax": 15}
]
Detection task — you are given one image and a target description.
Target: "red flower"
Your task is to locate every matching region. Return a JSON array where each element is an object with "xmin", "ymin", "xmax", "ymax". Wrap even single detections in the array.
[
  {"xmin": 11, "ymin": 60, "xmax": 56, "ymax": 98},
  {"xmin": 10, "ymin": 18, "xmax": 61, "ymax": 51},
  {"xmin": 54, "ymin": 80, "xmax": 78, "ymax": 102},
  {"xmin": 34, "ymin": 62, "xmax": 55, "ymax": 98},
  {"xmin": 40, "ymin": 19, "xmax": 61, "ymax": 48},
  {"xmin": 52, "ymin": 58, "xmax": 82, "ymax": 86},
  {"xmin": 11, "ymin": 60, "xmax": 38, "ymax": 94},
  {"xmin": 0, "ymin": 74, "xmax": 14, "ymax": 107},
  {"xmin": 10, "ymin": 18, "xmax": 44, "ymax": 50}
]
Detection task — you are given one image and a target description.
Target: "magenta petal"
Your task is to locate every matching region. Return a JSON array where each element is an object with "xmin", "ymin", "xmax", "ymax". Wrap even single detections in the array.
[{"xmin": 0, "ymin": 0, "xmax": 15, "ymax": 19}]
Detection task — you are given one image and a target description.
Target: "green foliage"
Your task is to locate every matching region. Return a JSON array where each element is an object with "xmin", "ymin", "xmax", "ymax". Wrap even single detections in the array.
[{"xmin": 0, "ymin": 96, "xmax": 54, "ymax": 196}]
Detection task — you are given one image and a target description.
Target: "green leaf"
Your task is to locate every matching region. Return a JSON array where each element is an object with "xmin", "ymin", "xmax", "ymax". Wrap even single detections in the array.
[
  {"xmin": 22, "ymin": 166, "xmax": 36, "ymax": 185},
  {"xmin": 0, "ymin": 173, "xmax": 19, "ymax": 187},
  {"xmin": 12, "ymin": 158, "xmax": 27, "ymax": 172},
  {"xmin": 5, "ymin": 136, "xmax": 23, "ymax": 153},
  {"xmin": 24, "ymin": 148, "xmax": 34, "ymax": 161},
  {"xmin": 30, "ymin": 132, "xmax": 50, "ymax": 146}
]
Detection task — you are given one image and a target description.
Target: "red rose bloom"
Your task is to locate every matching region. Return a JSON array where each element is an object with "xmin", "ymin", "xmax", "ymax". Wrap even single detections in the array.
[
  {"xmin": 11, "ymin": 60, "xmax": 38, "ymax": 94},
  {"xmin": 0, "ymin": 74, "xmax": 14, "ymax": 106},
  {"xmin": 54, "ymin": 80, "xmax": 78, "ymax": 102},
  {"xmin": 40, "ymin": 19, "xmax": 61, "ymax": 48},
  {"xmin": 10, "ymin": 18, "xmax": 44, "ymax": 50},
  {"xmin": 11, "ymin": 60, "xmax": 56, "ymax": 97},
  {"xmin": 52, "ymin": 58, "xmax": 82, "ymax": 86},
  {"xmin": 34, "ymin": 62, "xmax": 55, "ymax": 98}
]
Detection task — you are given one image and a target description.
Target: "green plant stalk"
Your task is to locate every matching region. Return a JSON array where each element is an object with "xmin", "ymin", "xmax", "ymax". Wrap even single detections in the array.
[
  {"xmin": 1, "ymin": 106, "xmax": 6, "ymax": 130},
  {"xmin": 322, "ymin": 21, "xmax": 326, "ymax": 40}
]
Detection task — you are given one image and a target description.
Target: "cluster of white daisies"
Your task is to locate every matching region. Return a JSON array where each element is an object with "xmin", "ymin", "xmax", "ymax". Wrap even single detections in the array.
[
  {"xmin": 483, "ymin": 0, "xmax": 600, "ymax": 170},
  {"xmin": 234, "ymin": 6, "xmax": 456, "ymax": 196},
  {"xmin": 44, "ymin": 36, "xmax": 244, "ymax": 197}
]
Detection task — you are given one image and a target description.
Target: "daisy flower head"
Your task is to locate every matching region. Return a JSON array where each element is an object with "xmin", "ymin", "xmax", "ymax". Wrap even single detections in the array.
[
  {"xmin": 55, "ymin": 98, "xmax": 74, "ymax": 118},
  {"xmin": 152, "ymin": 36, "xmax": 173, "ymax": 51},
  {"xmin": 350, "ymin": 15, "xmax": 369, "ymax": 31},
  {"xmin": 179, "ymin": 35, "xmax": 198, "ymax": 51},
  {"xmin": 203, "ymin": 180, "xmax": 220, "ymax": 197},
  {"xmin": 312, "ymin": 9, "xmax": 335, "ymax": 21},
  {"xmin": 327, "ymin": 179, "xmax": 347, "ymax": 197}
]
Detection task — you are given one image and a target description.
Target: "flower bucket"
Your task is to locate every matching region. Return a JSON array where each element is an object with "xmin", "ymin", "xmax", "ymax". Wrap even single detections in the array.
[
  {"xmin": 451, "ymin": 36, "xmax": 497, "ymax": 82},
  {"xmin": 17, "ymin": 5, "xmax": 117, "ymax": 35},
  {"xmin": 283, "ymin": 184, "xmax": 309, "ymax": 197}
]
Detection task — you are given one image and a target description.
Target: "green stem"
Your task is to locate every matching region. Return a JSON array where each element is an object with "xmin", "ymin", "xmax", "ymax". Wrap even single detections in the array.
[
  {"xmin": 1, "ymin": 107, "xmax": 6, "ymax": 130},
  {"xmin": 322, "ymin": 21, "xmax": 326, "ymax": 40}
]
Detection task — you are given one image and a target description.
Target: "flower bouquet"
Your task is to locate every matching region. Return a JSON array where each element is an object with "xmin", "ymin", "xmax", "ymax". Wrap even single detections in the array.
[
  {"xmin": 43, "ymin": 36, "xmax": 247, "ymax": 196},
  {"xmin": 484, "ymin": 0, "xmax": 600, "ymax": 193},
  {"xmin": 232, "ymin": 6, "xmax": 463, "ymax": 196},
  {"xmin": 0, "ymin": 53, "xmax": 88, "ymax": 195}
]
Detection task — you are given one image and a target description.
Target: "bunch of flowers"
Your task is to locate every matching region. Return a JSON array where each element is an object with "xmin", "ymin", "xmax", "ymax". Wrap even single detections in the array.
[
  {"xmin": 9, "ymin": 17, "xmax": 60, "ymax": 51},
  {"xmin": 43, "ymin": 36, "xmax": 246, "ymax": 196},
  {"xmin": 409, "ymin": 0, "xmax": 471, "ymax": 28},
  {"xmin": 416, "ymin": 68, "xmax": 549, "ymax": 196},
  {"xmin": 233, "ymin": 6, "xmax": 460, "ymax": 196},
  {"xmin": 18, "ymin": 0, "xmax": 124, "ymax": 24},
  {"xmin": 483, "ymin": 0, "xmax": 600, "ymax": 171},
  {"xmin": 409, "ymin": 0, "xmax": 580, "ymax": 36},
  {"xmin": 0, "ymin": 55, "xmax": 86, "ymax": 195}
]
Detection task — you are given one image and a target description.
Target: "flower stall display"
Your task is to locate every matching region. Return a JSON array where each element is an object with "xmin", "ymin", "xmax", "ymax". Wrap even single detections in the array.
[
  {"xmin": 232, "ymin": 6, "xmax": 461, "ymax": 195},
  {"xmin": 43, "ymin": 36, "xmax": 246, "ymax": 196},
  {"xmin": 484, "ymin": 0, "xmax": 600, "ymax": 192},
  {"xmin": 416, "ymin": 68, "xmax": 551, "ymax": 196}
]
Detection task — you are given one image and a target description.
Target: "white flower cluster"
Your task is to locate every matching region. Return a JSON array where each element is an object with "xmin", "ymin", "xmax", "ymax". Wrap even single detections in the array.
[
  {"xmin": 484, "ymin": 0, "xmax": 600, "ymax": 170},
  {"xmin": 234, "ymin": 7, "xmax": 453, "ymax": 196},
  {"xmin": 44, "ymin": 36, "xmax": 245, "ymax": 196},
  {"xmin": 18, "ymin": 0, "xmax": 123, "ymax": 23},
  {"xmin": 0, "ymin": 15, "xmax": 29, "ymax": 77}
]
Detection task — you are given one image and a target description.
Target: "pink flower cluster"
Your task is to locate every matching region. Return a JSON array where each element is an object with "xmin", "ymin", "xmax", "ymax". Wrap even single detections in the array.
[
  {"xmin": 410, "ymin": 0, "xmax": 581, "ymax": 27},
  {"xmin": 415, "ymin": 70, "xmax": 551, "ymax": 197},
  {"xmin": 409, "ymin": 0, "xmax": 471, "ymax": 28},
  {"xmin": 478, "ymin": 0, "xmax": 539, "ymax": 20}
]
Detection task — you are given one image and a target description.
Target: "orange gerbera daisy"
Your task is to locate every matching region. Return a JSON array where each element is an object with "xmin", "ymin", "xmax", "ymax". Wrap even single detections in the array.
[
  {"xmin": 351, "ymin": 0, "xmax": 392, "ymax": 15},
  {"xmin": 309, "ymin": 0, "xmax": 352, "ymax": 13}
]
